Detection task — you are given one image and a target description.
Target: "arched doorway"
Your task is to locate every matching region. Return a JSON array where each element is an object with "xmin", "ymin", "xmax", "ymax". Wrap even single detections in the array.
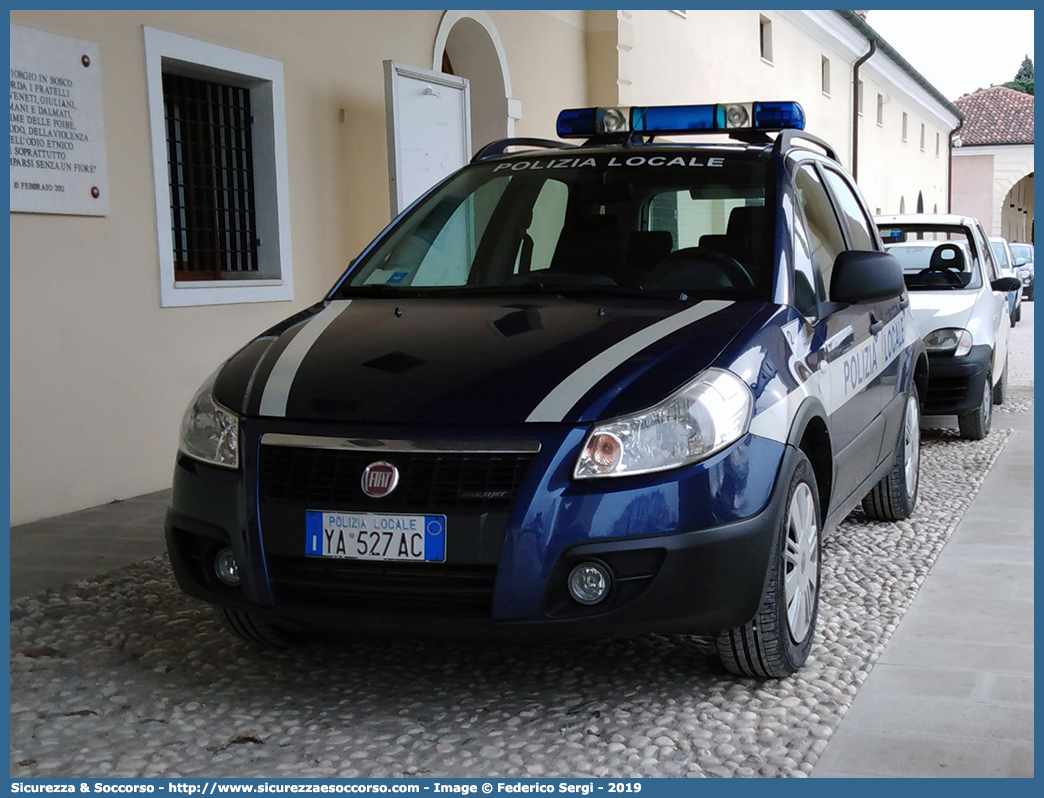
[
  {"xmin": 916, "ymin": 191, "xmax": 924, "ymax": 214},
  {"xmin": 899, "ymin": 196, "xmax": 905, "ymax": 214},
  {"xmin": 433, "ymin": 11, "xmax": 513, "ymax": 153},
  {"xmin": 1000, "ymin": 172, "xmax": 1034, "ymax": 243}
]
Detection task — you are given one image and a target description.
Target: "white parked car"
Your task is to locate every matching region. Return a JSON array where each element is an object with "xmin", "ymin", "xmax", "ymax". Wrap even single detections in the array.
[{"xmin": 876, "ymin": 214, "xmax": 1021, "ymax": 439}]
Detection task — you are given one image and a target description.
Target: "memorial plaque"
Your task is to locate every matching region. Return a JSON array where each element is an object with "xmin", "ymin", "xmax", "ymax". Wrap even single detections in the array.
[{"xmin": 10, "ymin": 24, "xmax": 109, "ymax": 215}]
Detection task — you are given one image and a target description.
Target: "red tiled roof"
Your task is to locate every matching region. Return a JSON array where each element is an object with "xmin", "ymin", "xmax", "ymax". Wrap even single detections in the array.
[{"xmin": 954, "ymin": 86, "xmax": 1034, "ymax": 146}]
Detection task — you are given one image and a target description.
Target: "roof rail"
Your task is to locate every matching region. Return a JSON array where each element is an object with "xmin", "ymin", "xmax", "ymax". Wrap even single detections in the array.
[
  {"xmin": 772, "ymin": 129, "xmax": 839, "ymax": 163},
  {"xmin": 471, "ymin": 137, "xmax": 577, "ymax": 163}
]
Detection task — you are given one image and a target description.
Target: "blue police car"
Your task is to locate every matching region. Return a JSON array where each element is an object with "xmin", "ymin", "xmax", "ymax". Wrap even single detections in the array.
[{"xmin": 168, "ymin": 101, "xmax": 925, "ymax": 677}]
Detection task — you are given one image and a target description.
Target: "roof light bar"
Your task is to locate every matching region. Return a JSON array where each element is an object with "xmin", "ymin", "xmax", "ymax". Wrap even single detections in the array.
[{"xmin": 555, "ymin": 101, "xmax": 805, "ymax": 138}]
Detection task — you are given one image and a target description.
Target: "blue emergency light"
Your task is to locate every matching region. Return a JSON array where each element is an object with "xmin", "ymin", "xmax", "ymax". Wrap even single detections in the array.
[{"xmin": 555, "ymin": 101, "xmax": 805, "ymax": 139}]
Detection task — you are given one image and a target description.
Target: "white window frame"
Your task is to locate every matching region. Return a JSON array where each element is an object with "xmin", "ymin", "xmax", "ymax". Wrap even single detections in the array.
[
  {"xmin": 144, "ymin": 27, "xmax": 293, "ymax": 307},
  {"xmin": 901, "ymin": 111, "xmax": 908, "ymax": 142},
  {"xmin": 821, "ymin": 56, "xmax": 831, "ymax": 97},
  {"xmin": 876, "ymin": 93, "xmax": 884, "ymax": 126},
  {"xmin": 920, "ymin": 122, "xmax": 926, "ymax": 151},
  {"xmin": 759, "ymin": 15, "xmax": 773, "ymax": 64}
]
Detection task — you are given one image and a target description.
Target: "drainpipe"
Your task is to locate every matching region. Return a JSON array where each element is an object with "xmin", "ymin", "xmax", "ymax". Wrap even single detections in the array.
[
  {"xmin": 851, "ymin": 39, "xmax": 876, "ymax": 181},
  {"xmin": 947, "ymin": 120, "xmax": 963, "ymax": 214}
]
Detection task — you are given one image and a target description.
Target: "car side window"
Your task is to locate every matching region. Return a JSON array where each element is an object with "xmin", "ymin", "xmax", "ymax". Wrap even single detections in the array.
[
  {"xmin": 794, "ymin": 163, "xmax": 846, "ymax": 296},
  {"xmin": 791, "ymin": 205, "xmax": 821, "ymax": 318},
  {"xmin": 820, "ymin": 168, "xmax": 877, "ymax": 250}
]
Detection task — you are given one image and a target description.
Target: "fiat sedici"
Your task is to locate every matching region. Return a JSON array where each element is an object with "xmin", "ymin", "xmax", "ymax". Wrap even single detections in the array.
[{"xmin": 168, "ymin": 102, "xmax": 925, "ymax": 677}]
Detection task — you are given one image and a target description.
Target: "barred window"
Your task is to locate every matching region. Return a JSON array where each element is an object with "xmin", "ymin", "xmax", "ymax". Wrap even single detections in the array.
[{"xmin": 164, "ymin": 73, "xmax": 259, "ymax": 281}]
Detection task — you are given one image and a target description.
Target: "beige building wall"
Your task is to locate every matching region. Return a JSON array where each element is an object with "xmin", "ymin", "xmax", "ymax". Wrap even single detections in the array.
[
  {"xmin": 8, "ymin": 9, "xmax": 587, "ymax": 524},
  {"xmin": 856, "ymin": 71, "xmax": 950, "ymax": 217},
  {"xmin": 615, "ymin": 10, "xmax": 951, "ymax": 218},
  {"xmin": 952, "ymin": 152, "xmax": 997, "ymax": 231},
  {"xmin": 952, "ymin": 144, "xmax": 1035, "ymax": 237}
]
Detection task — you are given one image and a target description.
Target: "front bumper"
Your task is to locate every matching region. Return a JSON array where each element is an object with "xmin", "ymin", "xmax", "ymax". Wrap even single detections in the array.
[
  {"xmin": 924, "ymin": 343, "xmax": 992, "ymax": 415},
  {"xmin": 166, "ymin": 425, "xmax": 792, "ymax": 638}
]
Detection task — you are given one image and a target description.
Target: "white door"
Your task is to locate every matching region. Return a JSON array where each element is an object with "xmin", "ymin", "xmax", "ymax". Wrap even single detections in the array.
[{"xmin": 383, "ymin": 61, "xmax": 471, "ymax": 217}]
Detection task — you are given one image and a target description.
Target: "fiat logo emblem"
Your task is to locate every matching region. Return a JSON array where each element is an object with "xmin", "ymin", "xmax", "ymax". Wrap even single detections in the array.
[{"xmin": 361, "ymin": 461, "xmax": 399, "ymax": 498}]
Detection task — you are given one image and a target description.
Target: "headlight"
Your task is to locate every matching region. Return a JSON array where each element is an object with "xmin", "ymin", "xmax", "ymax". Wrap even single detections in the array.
[
  {"xmin": 574, "ymin": 368, "xmax": 753, "ymax": 479},
  {"xmin": 179, "ymin": 369, "xmax": 239, "ymax": 469},
  {"xmin": 923, "ymin": 328, "xmax": 973, "ymax": 357}
]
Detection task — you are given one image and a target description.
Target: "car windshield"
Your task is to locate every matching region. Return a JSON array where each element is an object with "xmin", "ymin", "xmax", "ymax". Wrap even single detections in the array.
[
  {"xmin": 332, "ymin": 151, "xmax": 773, "ymax": 300},
  {"xmin": 1010, "ymin": 243, "xmax": 1033, "ymax": 263},
  {"xmin": 878, "ymin": 224, "xmax": 982, "ymax": 291},
  {"xmin": 991, "ymin": 241, "xmax": 1011, "ymax": 268}
]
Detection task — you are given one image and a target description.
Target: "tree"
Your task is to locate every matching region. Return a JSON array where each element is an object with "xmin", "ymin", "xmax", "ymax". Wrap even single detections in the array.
[{"xmin": 1005, "ymin": 55, "xmax": 1034, "ymax": 95}]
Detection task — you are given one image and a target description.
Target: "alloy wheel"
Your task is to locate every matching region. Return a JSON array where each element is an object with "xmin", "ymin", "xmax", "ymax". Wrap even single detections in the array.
[
  {"xmin": 904, "ymin": 394, "xmax": 920, "ymax": 496},
  {"xmin": 784, "ymin": 482, "xmax": 819, "ymax": 643},
  {"xmin": 982, "ymin": 376, "xmax": 993, "ymax": 428}
]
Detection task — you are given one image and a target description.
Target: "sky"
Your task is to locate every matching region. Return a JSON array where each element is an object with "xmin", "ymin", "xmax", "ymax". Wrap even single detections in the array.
[{"xmin": 868, "ymin": 9, "xmax": 1034, "ymax": 101}]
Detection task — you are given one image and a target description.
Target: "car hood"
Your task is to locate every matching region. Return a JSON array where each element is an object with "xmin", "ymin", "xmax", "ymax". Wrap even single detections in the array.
[
  {"xmin": 214, "ymin": 296, "xmax": 761, "ymax": 425},
  {"xmin": 907, "ymin": 290, "xmax": 978, "ymax": 336}
]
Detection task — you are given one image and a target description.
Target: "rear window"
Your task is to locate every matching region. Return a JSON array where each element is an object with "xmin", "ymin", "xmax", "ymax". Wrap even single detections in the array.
[
  {"xmin": 335, "ymin": 152, "xmax": 774, "ymax": 301},
  {"xmin": 878, "ymin": 224, "xmax": 982, "ymax": 291},
  {"xmin": 1010, "ymin": 243, "xmax": 1033, "ymax": 262}
]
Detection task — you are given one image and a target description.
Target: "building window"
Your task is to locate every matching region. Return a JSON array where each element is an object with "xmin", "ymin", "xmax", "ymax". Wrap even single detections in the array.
[
  {"xmin": 759, "ymin": 16, "xmax": 773, "ymax": 63},
  {"xmin": 821, "ymin": 56, "xmax": 831, "ymax": 96},
  {"xmin": 901, "ymin": 112, "xmax": 908, "ymax": 142},
  {"xmin": 920, "ymin": 123, "xmax": 926, "ymax": 151},
  {"xmin": 144, "ymin": 27, "xmax": 293, "ymax": 307},
  {"xmin": 856, "ymin": 80, "xmax": 864, "ymax": 115},
  {"xmin": 164, "ymin": 74, "xmax": 259, "ymax": 281},
  {"xmin": 936, "ymin": 131, "xmax": 941, "ymax": 157},
  {"xmin": 876, "ymin": 93, "xmax": 884, "ymax": 126}
]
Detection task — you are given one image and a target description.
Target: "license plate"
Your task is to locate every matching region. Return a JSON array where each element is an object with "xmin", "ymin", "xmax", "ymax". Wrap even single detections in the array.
[{"xmin": 305, "ymin": 511, "xmax": 446, "ymax": 562}]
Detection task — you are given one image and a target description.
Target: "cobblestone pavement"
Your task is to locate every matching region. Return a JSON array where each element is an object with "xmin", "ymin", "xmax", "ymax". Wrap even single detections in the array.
[{"xmin": 10, "ymin": 429, "xmax": 1011, "ymax": 779}]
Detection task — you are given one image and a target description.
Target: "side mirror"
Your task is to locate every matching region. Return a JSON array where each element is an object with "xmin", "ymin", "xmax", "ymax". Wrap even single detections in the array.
[
  {"xmin": 1015, "ymin": 257, "xmax": 1028, "ymax": 267},
  {"xmin": 991, "ymin": 276, "xmax": 1022, "ymax": 293},
  {"xmin": 829, "ymin": 250, "xmax": 905, "ymax": 304}
]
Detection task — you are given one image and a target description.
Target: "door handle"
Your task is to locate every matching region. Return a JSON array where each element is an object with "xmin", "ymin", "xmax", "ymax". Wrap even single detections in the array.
[{"xmin": 869, "ymin": 313, "xmax": 884, "ymax": 335}]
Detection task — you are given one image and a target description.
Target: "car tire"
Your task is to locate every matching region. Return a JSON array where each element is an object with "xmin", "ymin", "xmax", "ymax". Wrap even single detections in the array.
[
  {"xmin": 1015, "ymin": 304, "xmax": 1022, "ymax": 323},
  {"xmin": 862, "ymin": 384, "xmax": 921, "ymax": 522},
  {"xmin": 218, "ymin": 608, "xmax": 298, "ymax": 648},
  {"xmin": 958, "ymin": 367, "xmax": 993, "ymax": 440},
  {"xmin": 993, "ymin": 354, "xmax": 1008, "ymax": 405},
  {"xmin": 1010, "ymin": 306, "xmax": 1017, "ymax": 327},
  {"xmin": 715, "ymin": 451, "xmax": 820, "ymax": 679}
]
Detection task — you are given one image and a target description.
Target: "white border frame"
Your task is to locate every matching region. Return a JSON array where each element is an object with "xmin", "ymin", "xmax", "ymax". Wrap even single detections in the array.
[{"xmin": 144, "ymin": 26, "xmax": 293, "ymax": 307}]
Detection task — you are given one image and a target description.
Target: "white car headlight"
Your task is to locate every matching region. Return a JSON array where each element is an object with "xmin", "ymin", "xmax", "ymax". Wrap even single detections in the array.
[
  {"xmin": 179, "ymin": 370, "xmax": 240, "ymax": 469},
  {"xmin": 574, "ymin": 368, "xmax": 753, "ymax": 479},
  {"xmin": 923, "ymin": 328, "xmax": 973, "ymax": 357}
]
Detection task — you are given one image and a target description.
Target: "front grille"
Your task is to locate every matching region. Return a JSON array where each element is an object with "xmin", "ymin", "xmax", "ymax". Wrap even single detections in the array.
[
  {"xmin": 259, "ymin": 446, "xmax": 536, "ymax": 511},
  {"xmin": 267, "ymin": 556, "xmax": 496, "ymax": 618}
]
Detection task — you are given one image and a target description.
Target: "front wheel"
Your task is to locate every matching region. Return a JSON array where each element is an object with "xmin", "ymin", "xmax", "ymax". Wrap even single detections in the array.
[
  {"xmin": 958, "ymin": 368, "xmax": 993, "ymax": 440},
  {"xmin": 862, "ymin": 385, "xmax": 921, "ymax": 521},
  {"xmin": 218, "ymin": 608, "xmax": 301, "ymax": 648},
  {"xmin": 715, "ymin": 452, "xmax": 820, "ymax": 678}
]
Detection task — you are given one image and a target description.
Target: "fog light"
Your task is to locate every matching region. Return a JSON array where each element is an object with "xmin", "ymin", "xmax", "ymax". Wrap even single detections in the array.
[
  {"xmin": 567, "ymin": 562, "xmax": 611, "ymax": 605},
  {"xmin": 214, "ymin": 547, "xmax": 240, "ymax": 586}
]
